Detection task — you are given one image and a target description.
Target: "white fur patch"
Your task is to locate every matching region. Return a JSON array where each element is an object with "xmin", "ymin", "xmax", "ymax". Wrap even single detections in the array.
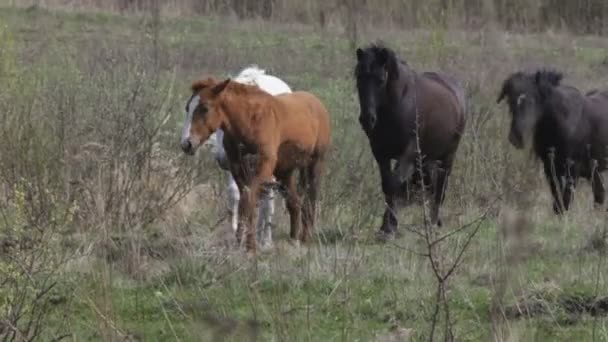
[
  {"xmin": 234, "ymin": 67, "xmax": 291, "ymax": 96},
  {"xmin": 516, "ymin": 93, "xmax": 527, "ymax": 106},
  {"xmin": 181, "ymin": 95, "xmax": 200, "ymax": 143}
]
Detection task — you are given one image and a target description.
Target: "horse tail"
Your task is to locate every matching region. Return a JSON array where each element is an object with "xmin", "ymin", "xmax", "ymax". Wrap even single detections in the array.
[{"xmin": 234, "ymin": 65, "xmax": 267, "ymax": 84}]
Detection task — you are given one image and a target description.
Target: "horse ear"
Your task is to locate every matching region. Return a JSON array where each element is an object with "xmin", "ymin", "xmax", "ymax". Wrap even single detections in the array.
[
  {"xmin": 535, "ymin": 71, "xmax": 553, "ymax": 99},
  {"xmin": 534, "ymin": 71, "xmax": 542, "ymax": 86},
  {"xmin": 356, "ymin": 48, "xmax": 364, "ymax": 61},
  {"xmin": 377, "ymin": 48, "xmax": 389, "ymax": 66},
  {"xmin": 212, "ymin": 78, "xmax": 230, "ymax": 96},
  {"xmin": 497, "ymin": 87, "xmax": 506, "ymax": 104}
]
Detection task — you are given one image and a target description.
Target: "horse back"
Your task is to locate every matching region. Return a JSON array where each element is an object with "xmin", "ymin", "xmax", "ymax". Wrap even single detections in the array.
[
  {"xmin": 274, "ymin": 91, "xmax": 331, "ymax": 154},
  {"xmin": 421, "ymin": 72, "xmax": 467, "ymax": 117},
  {"xmin": 416, "ymin": 73, "xmax": 466, "ymax": 133},
  {"xmin": 583, "ymin": 89, "xmax": 608, "ymax": 148}
]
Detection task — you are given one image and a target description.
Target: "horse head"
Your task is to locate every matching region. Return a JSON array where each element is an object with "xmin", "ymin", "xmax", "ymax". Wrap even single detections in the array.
[
  {"xmin": 497, "ymin": 70, "xmax": 561, "ymax": 149},
  {"xmin": 354, "ymin": 44, "xmax": 399, "ymax": 133},
  {"xmin": 180, "ymin": 77, "xmax": 230, "ymax": 155}
]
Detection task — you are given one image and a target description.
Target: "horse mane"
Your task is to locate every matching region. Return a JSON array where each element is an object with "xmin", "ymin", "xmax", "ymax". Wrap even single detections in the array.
[
  {"xmin": 500, "ymin": 69, "xmax": 562, "ymax": 95},
  {"xmin": 191, "ymin": 77, "xmax": 219, "ymax": 93},
  {"xmin": 354, "ymin": 42, "xmax": 401, "ymax": 79},
  {"xmin": 535, "ymin": 69, "xmax": 563, "ymax": 87},
  {"xmin": 225, "ymin": 80, "xmax": 273, "ymax": 98}
]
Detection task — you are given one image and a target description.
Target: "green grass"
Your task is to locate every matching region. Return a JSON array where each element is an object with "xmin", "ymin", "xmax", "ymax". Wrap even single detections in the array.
[{"xmin": 2, "ymin": 4, "xmax": 608, "ymax": 342}]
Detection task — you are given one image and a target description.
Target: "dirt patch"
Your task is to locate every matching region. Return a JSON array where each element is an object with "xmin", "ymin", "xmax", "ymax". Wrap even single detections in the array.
[{"xmin": 505, "ymin": 289, "xmax": 608, "ymax": 319}]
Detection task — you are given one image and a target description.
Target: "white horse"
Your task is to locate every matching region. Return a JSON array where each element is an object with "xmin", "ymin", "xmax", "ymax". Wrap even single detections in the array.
[{"xmin": 205, "ymin": 65, "xmax": 292, "ymax": 248}]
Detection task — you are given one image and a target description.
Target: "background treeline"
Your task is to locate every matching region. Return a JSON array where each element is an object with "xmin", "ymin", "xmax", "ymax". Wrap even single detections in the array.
[{"xmin": 17, "ymin": 0, "xmax": 608, "ymax": 34}]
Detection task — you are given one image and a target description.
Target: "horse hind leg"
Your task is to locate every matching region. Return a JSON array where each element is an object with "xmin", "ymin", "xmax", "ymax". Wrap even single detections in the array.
[
  {"xmin": 300, "ymin": 157, "xmax": 324, "ymax": 244},
  {"xmin": 429, "ymin": 161, "xmax": 450, "ymax": 227},
  {"xmin": 592, "ymin": 169, "xmax": 605, "ymax": 209},
  {"xmin": 277, "ymin": 171, "xmax": 302, "ymax": 244}
]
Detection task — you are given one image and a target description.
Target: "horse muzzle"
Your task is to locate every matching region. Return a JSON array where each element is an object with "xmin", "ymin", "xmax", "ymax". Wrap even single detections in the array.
[
  {"xmin": 181, "ymin": 139, "xmax": 195, "ymax": 155},
  {"xmin": 508, "ymin": 130, "xmax": 525, "ymax": 150},
  {"xmin": 359, "ymin": 114, "xmax": 377, "ymax": 132}
]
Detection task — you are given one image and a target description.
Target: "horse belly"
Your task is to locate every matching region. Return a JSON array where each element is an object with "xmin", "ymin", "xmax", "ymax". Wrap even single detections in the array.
[{"xmin": 276, "ymin": 142, "xmax": 313, "ymax": 172}]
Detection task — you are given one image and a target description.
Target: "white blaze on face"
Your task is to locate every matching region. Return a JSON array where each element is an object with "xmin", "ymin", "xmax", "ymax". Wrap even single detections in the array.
[
  {"xmin": 181, "ymin": 95, "xmax": 200, "ymax": 144},
  {"xmin": 516, "ymin": 93, "xmax": 527, "ymax": 107}
]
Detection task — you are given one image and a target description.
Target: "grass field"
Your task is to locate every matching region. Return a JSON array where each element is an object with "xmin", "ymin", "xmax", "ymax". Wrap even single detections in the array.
[{"xmin": 2, "ymin": 4, "xmax": 608, "ymax": 341}]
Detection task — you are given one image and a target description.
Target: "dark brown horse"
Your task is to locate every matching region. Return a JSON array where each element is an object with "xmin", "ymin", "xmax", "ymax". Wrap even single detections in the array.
[
  {"xmin": 180, "ymin": 78, "xmax": 331, "ymax": 253},
  {"xmin": 354, "ymin": 44, "xmax": 467, "ymax": 239},
  {"xmin": 497, "ymin": 69, "xmax": 608, "ymax": 214}
]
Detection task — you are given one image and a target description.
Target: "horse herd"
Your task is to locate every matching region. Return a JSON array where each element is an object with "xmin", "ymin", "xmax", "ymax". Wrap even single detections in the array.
[{"xmin": 180, "ymin": 43, "xmax": 608, "ymax": 253}]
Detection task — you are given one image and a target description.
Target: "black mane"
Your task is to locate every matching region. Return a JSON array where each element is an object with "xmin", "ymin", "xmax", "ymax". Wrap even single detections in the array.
[
  {"xmin": 498, "ymin": 68, "xmax": 564, "ymax": 103},
  {"xmin": 535, "ymin": 69, "xmax": 563, "ymax": 86},
  {"xmin": 354, "ymin": 42, "xmax": 400, "ymax": 79}
]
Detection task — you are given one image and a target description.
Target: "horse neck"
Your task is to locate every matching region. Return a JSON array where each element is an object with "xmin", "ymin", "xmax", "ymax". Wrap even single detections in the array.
[
  {"xmin": 544, "ymin": 86, "xmax": 584, "ymax": 125},
  {"xmin": 386, "ymin": 62, "xmax": 416, "ymax": 102},
  {"xmin": 218, "ymin": 91, "xmax": 266, "ymax": 140},
  {"xmin": 532, "ymin": 87, "xmax": 585, "ymax": 156}
]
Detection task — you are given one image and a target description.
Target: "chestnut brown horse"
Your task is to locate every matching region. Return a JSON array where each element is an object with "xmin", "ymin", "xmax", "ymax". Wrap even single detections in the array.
[{"xmin": 180, "ymin": 78, "xmax": 331, "ymax": 252}]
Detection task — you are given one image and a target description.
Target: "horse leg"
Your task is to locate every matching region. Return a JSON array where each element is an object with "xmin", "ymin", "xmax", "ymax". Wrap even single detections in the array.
[
  {"xmin": 429, "ymin": 161, "xmax": 450, "ymax": 227},
  {"xmin": 223, "ymin": 137, "xmax": 248, "ymax": 243},
  {"xmin": 242, "ymin": 154, "xmax": 276, "ymax": 253},
  {"xmin": 592, "ymin": 170, "xmax": 606, "ymax": 209},
  {"xmin": 543, "ymin": 161, "xmax": 566, "ymax": 215},
  {"xmin": 256, "ymin": 179, "xmax": 275, "ymax": 248},
  {"xmin": 396, "ymin": 143, "xmax": 417, "ymax": 183},
  {"xmin": 562, "ymin": 159, "xmax": 578, "ymax": 211},
  {"xmin": 377, "ymin": 158, "xmax": 399, "ymax": 239},
  {"xmin": 277, "ymin": 171, "xmax": 301, "ymax": 243},
  {"xmin": 232, "ymin": 168, "xmax": 248, "ymax": 246},
  {"xmin": 301, "ymin": 156, "xmax": 324, "ymax": 244},
  {"xmin": 226, "ymin": 172, "xmax": 240, "ymax": 233},
  {"xmin": 228, "ymin": 162, "xmax": 249, "ymax": 245}
]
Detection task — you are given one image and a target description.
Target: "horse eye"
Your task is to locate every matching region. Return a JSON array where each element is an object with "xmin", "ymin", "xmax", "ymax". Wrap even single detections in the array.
[{"xmin": 195, "ymin": 105, "xmax": 208, "ymax": 116}]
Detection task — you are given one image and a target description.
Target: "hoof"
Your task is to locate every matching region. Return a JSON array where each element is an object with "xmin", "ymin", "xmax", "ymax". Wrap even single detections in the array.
[
  {"xmin": 259, "ymin": 240, "xmax": 274, "ymax": 251},
  {"xmin": 288, "ymin": 239, "xmax": 301, "ymax": 248},
  {"xmin": 552, "ymin": 202, "xmax": 566, "ymax": 215},
  {"xmin": 375, "ymin": 230, "xmax": 396, "ymax": 242},
  {"xmin": 246, "ymin": 249, "xmax": 258, "ymax": 258}
]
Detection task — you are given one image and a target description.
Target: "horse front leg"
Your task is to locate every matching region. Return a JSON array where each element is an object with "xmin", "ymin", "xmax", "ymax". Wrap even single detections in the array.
[
  {"xmin": 429, "ymin": 161, "xmax": 449, "ymax": 227},
  {"xmin": 224, "ymin": 139, "xmax": 248, "ymax": 244},
  {"xmin": 256, "ymin": 179, "xmax": 276, "ymax": 249},
  {"xmin": 543, "ymin": 161, "xmax": 566, "ymax": 215},
  {"xmin": 226, "ymin": 172, "xmax": 240, "ymax": 233},
  {"xmin": 562, "ymin": 159, "xmax": 578, "ymax": 211},
  {"xmin": 592, "ymin": 168, "xmax": 605, "ymax": 209},
  {"xmin": 229, "ymin": 163, "xmax": 248, "ymax": 246},
  {"xmin": 242, "ymin": 153, "xmax": 276, "ymax": 253},
  {"xmin": 377, "ymin": 158, "xmax": 399, "ymax": 239}
]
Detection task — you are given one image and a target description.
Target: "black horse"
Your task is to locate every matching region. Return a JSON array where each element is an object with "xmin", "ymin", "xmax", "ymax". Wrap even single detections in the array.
[
  {"xmin": 354, "ymin": 44, "xmax": 467, "ymax": 239},
  {"xmin": 498, "ymin": 69, "xmax": 608, "ymax": 214}
]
